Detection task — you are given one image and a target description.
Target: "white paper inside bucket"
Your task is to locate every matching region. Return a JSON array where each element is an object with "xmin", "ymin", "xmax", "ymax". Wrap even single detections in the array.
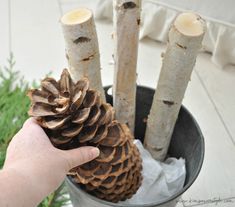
[{"xmin": 120, "ymin": 140, "xmax": 186, "ymax": 205}]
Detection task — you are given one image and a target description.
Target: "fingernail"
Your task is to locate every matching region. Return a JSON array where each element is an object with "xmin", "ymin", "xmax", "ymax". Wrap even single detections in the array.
[{"xmin": 91, "ymin": 147, "xmax": 100, "ymax": 158}]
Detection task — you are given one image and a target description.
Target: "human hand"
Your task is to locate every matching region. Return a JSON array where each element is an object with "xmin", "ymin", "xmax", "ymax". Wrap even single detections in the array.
[{"xmin": 1, "ymin": 118, "xmax": 99, "ymax": 206}]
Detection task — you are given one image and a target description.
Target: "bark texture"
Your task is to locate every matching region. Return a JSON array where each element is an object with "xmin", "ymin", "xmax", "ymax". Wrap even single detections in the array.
[
  {"xmin": 144, "ymin": 13, "xmax": 206, "ymax": 161},
  {"xmin": 113, "ymin": 0, "xmax": 141, "ymax": 133},
  {"xmin": 61, "ymin": 8, "xmax": 105, "ymax": 101}
]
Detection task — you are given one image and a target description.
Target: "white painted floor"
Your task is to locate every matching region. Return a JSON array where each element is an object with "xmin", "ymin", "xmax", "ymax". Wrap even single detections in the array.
[{"xmin": 1, "ymin": 0, "xmax": 235, "ymax": 206}]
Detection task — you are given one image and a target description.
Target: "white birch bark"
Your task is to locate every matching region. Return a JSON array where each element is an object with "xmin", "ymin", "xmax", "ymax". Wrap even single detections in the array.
[
  {"xmin": 113, "ymin": 0, "xmax": 141, "ymax": 133},
  {"xmin": 61, "ymin": 8, "xmax": 105, "ymax": 101},
  {"xmin": 144, "ymin": 13, "xmax": 206, "ymax": 161}
]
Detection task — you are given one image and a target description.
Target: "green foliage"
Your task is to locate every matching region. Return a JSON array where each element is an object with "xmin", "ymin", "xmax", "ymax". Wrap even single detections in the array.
[
  {"xmin": 0, "ymin": 53, "xmax": 30, "ymax": 167},
  {"xmin": 38, "ymin": 184, "xmax": 70, "ymax": 207},
  {"xmin": 0, "ymin": 54, "xmax": 70, "ymax": 207}
]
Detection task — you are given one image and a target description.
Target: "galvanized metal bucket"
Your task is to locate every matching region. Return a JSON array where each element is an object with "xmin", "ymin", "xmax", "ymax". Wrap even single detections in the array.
[{"xmin": 66, "ymin": 86, "xmax": 205, "ymax": 207}]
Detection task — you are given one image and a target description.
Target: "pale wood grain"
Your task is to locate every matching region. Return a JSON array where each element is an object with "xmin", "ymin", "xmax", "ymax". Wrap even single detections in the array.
[
  {"xmin": 195, "ymin": 52, "xmax": 235, "ymax": 146},
  {"xmin": 181, "ymin": 62, "xmax": 235, "ymax": 207}
]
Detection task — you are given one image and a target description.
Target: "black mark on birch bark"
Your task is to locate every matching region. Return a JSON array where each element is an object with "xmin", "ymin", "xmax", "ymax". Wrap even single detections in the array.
[
  {"xmin": 155, "ymin": 147, "xmax": 163, "ymax": 152},
  {"xmin": 123, "ymin": 2, "xmax": 136, "ymax": 9},
  {"xmin": 146, "ymin": 143, "xmax": 163, "ymax": 152},
  {"xmin": 66, "ymin": 53, "xmax": 69, "ymax": 60},
  {"xmin": 137, "ymin": 18, "xmax": 140, "ymax": 25},
  {"xmin": 176, "ymin": 43, "xmax": 187, "ymax": 49},
  {"xmin": 73, "ymin": 37, "xmax": 91, "ymax": 44},
  {"xmin": 82, "ymin": 54, "xmax": 94, "ymax": 61},
  {"xmin": 163, "ymin": 100, "xmax": 175, "ymax": 106}
]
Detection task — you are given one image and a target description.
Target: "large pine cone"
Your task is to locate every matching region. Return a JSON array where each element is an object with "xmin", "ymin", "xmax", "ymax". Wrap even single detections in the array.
[{"xmin": 28, "ymin": 69, "xmax": 142, "ymax": 202}]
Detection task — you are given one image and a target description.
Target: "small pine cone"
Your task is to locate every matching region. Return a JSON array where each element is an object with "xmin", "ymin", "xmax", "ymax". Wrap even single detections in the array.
[{"xmin": 28, "ymin": 69, "xmax": 142, "ymax": 202}]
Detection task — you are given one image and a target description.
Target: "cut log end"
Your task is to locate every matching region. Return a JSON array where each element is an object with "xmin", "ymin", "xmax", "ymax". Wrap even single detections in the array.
[
  {"xmin": 174, "ymin": 12, "xmax": 205, "ymax": 36},
  {"xmin": 61, "ymin": 8, "xmax": 92, "ymax": 25}
]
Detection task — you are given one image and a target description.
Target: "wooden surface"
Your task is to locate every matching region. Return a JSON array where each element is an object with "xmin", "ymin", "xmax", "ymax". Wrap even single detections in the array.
[{"xmin": 0, "ymin": 0, "xmax": 235, "ymax": 206}]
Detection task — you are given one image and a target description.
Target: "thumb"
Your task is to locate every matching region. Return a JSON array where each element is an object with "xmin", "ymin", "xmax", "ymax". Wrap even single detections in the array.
[{"xmin": 62, "ymin": 146, "xmax": 100, "ymax": 170}]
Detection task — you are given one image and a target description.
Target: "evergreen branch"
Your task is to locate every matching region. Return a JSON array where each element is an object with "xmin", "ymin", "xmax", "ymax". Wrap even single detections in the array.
[{"xmin": 38, "ymin": 184, "xmax": 70, "ymax": 207}]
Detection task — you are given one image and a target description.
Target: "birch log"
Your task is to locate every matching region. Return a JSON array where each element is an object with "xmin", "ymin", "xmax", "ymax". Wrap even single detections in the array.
[
  {"xmin": 61, "ymin": 8, "xmax": 105, "ymax": 101},
  {"xmin": 144, "ymin": 13, "xmax": 206, "ymax": 161},
  {"xmin": 113, "ymin": 0, "xmax": 141, "ymax": 133}
]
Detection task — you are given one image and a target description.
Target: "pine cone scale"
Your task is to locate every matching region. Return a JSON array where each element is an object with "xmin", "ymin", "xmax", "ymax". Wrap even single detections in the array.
[
  {"xmin": 96, "ymin": 146, "xmax": 116, "ymax": 162},
  {"xmin": 41, "ymin": 78, "xmax": 59, "ymax": 96},
  {"xmin": 59, "ymin": 69, "xmax": 72, "ymax": 97},
  {"xmin": 72, "ymin": 107, "xmax": 90, "ymax": 124},
  {"xmin": 29, "ymin": 103, "xmax": 56, "ymax": 117},
  {"xmin": 61, "ymin": 124, "xmax": 83, "ymax": 137},
  {"xmin": 42, "ymin": 117, "xmax": 69, "ymax": 130},
  {"xmin": 51, "ymin": 136, "xmax": 73, "ymax": 145},
  {"xmin": 90, "ymin": 125, "xmax": 108, "ymax": 143},
  {"xmin": 85, "ymin": 105, "xmax": 101, "ymax": 126},
  {"xmin": 79, "ymin": 125, "xmax": 99, "ymax": 143}
]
